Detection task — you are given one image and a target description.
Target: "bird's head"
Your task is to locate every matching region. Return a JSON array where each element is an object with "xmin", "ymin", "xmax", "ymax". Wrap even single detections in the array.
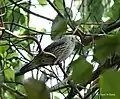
[{"xmin": 63, "ymin": 35, "xmax": 83, "ymax": 46}]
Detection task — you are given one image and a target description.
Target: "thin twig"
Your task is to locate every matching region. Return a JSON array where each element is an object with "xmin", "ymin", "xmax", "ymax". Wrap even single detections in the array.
[
  {"xmin": 9, "ymin": 0, "xmax": 53, "ymax": 21},
  {"xmin": 2, "ymin": 84, "xmax": 26, "ymax": 97},
  {"xmin": 47, "ymin": 0, "xmax": 64, "ymax": 18},
  {"xmin": 4, "ymin": 29, "xmax": 42, "ymax": 53},
  {"xmin": 1, "ymin": 22, "xmax": 50, "ymax": 35}
]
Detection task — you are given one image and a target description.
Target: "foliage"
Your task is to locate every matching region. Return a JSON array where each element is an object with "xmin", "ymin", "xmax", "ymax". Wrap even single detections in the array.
[{"xmin": 0, "ymin": 0, "xmax": 120, "ymax": 99}]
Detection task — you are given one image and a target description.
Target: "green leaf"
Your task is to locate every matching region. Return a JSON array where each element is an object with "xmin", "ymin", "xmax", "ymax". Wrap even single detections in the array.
[
  {"xmin": 4, "ymin": 92, "xmax": 16, "ymax": 99},
  {"xmin": 19, "ymin": 14, "xmax": 27, "ymax": 26},
  {"xmin": 19, "ymin": 2, "xmax": 30, "ymax": 8},
  {"xmin": 7, "ymin": 52, "xmax": 18, "ymax": 59},
  {"xmin": 5, "ymin": 68, "xmax": 15, "ymax": 81},
  {"xmin": 23, "ymin": 27, "xmax": 36, "ymax": 35},
  {"xmin": 11, "ymin": 59, "xmax": 22, "ymax": 68},
  {"xmin": 51, "ymin": 15, "xmax": 67, "ymax": 40},
  {"xmin": 106, "ymin": 0, "xmax": 120, "ymax": 21},
  {"xmin": 0, "ymin": 40, "xmax": 9, "ymax": 54},
  {"xmin": 0, "ymin": 0, "xmax": 8, "ymax": 13},
  {"xmin": 54, "ymin": 96, "xmax": 60, "ymax": 99},
  {"xmin": 16, "ymin": 84, "xmax": 26, "ymax": 94},
  {"xmin": 10, "ymin": 7, "xmax": 21, "ymax": 30},
  {"xmin": 40, "ymin": 28, "xmax": 46, "ymax": 33},
  {"xmin": 37, "ymin": 0, "xmax": 47, "ymax": 6},
  {"xmin": 0, "ymin": 74, "xmax": 4, "ymax": 86},
  {"xmin": 24, "ymin": 78, "xmax": 50, "ymax": 99},
  {"xmin": 94, "ymin": 34, "xmax": 120, "ymax": 63},
  {"xmin": 3, "ymin": 7, "xmax": 26, "ymax": 31},
  {"xmin": 100, "ymin": 69, "xmax": 120, "ymax": 99},
  {"xmin": 0, "ymin": 0, "xmax": 9, "ymax": 6},
  {"xmin": 87, "ymin": 0, "xmax": 104, "ymax": 21},
  {"xmin": 54, "ymin": 0, "xmax": 64, "ymax": 14},
  {"xmin": 16, "ymin": 40, "xmax": 29, "ymax": 48},
  {"xmin": 71, "ymin": 57, "xmax": 93, "ymax": 84}
]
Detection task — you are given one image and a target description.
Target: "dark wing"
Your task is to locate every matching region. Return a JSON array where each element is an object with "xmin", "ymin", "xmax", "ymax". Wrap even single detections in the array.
[
  {"xmin": 15, "ymin": 61, "xmax": 34, "ymax": 77},
  {"xmin": 44, "ymin": 38, "xmax": 66, "ymax": 52},
  {"xmin": 15, "ymin": 52, "xmax": 57, "ymax": 76}
]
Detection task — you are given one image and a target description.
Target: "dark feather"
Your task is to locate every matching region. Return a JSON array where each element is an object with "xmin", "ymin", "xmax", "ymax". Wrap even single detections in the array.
[
  {"xmin": 15, "ymin": 52, "xmax": 57, "ymax": 76},
  {"xmin": 44, "ymin": 38, "xmax": 66, "ymax": 52}
]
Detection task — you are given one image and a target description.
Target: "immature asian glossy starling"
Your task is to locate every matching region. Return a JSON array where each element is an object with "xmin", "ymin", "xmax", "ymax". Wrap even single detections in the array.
[
  {"xmin": 44, "ymin": 35, "xmax": 80, "ymax": 64},
  {"xmin": 15, "ymin": 35, "xmax": 81, "ymax": 76}
]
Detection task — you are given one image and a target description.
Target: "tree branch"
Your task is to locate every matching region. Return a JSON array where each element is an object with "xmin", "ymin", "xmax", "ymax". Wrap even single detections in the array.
[
  {"xmin": 2, "ymin": 84, "xmax": 26, "ymax": 97},
  {"xmin": 4, "ymin": 28, "xmax": 42, "ymax": 53},
  {"xmin": 83, "ymin": 19, "xmax": 120, "ymax": 45},
  {"xmin": 9, "ymin": 0, "xmax": 53, "ymax": 21}
]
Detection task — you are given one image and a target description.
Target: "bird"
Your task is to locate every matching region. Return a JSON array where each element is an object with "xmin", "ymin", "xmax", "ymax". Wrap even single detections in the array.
[
  {"xmin": 15, "ymin": 35, "xmax": 81, "ymax": 76},
  {"xmin": 44, "ymin": 35, "xmax": 81, "ymax": 64}
]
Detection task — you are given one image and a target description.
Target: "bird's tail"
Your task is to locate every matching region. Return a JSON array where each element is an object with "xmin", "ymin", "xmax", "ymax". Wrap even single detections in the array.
[
  {"xmin": 20, "ymin": 63, "xmax": 31, "ymax": 73},
  {"xmin": 15, "ymin": 62, "xmax": 32, "ymax": 77},
  {"xmin": 15, "ymin": 71, "xmax": 24, "ymax": 77}
]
